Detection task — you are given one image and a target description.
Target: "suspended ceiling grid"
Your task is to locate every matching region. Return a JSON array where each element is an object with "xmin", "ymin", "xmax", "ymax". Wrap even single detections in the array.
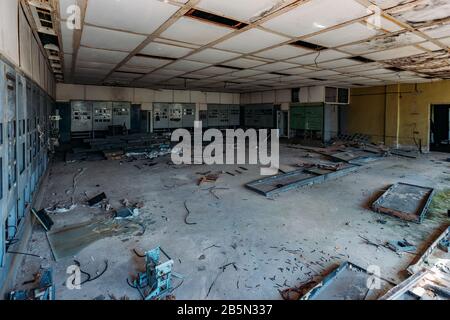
[{"xmin": 55, "ymin": 0, "xmax": 450, "ymax": 92}]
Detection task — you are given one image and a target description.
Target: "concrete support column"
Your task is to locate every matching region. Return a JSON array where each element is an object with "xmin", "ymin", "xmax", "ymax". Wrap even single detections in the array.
[{"xmin": 385, "ymin": 84, "xmax": 400, "ymax": 148}]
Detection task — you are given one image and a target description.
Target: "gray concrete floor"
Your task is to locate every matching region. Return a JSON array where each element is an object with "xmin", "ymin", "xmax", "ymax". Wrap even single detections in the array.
[{"xmin": 12, "ymin": 145, "xmax": 450, "ymax": 300}]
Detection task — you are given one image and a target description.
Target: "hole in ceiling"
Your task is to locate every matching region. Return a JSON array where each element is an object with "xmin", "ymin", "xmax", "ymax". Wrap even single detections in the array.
[
  {"xmin": 135, "ymin": 53, "xmax": 177, "ymax": 61},
  {"xmin": 270, "ymin": 72, "xmax": 290, "ymax": 76},
  {"xmin": 350, "ymin": 56, "xmax": 375, "ymax": 63},
  {"xmin": 290, "ymin": 40, "xmax": 327, "ymax": 51},
  {"xmin": 185, "ymin": 9, "xmax": 248, "ymax": 30},
  {"xmin": 217, "ymin": 65, "xmax": 244, "ymax": 71}
]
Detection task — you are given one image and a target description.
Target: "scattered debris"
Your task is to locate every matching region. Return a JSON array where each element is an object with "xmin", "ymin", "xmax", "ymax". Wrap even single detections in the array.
[
  {"xmin": 9, "ymin": 268, "xmax": 55, "ymax": 300},
  {"xmin": 372, "ymin": 183, "xmax": 435, "ymax": 223},
  {"xmin": 31, "ymin": 208, "xmax": 54, "ymax": 231},
  {"xmin": 183, "ymin": 200, "xmax": 196, "ymax": 225},
  {"xmin": 73, "ymin": 259, "xmax": 108, "ymax": 285},
  {"xmin": 87, "ymin": 192, "xmax": 107, "ymax": 207},
  {"xmin": 387, "ymin": 239, "xmax": 417, "ymax": 254},
  {"xmin": 128, "ymin": 247, "xmax": 183, "ymax": 300}
]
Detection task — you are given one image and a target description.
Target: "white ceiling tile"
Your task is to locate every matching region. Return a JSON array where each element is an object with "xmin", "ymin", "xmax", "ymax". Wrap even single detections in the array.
[
  {"xmin": 340, "ymin": 32, "xmax": 425, "ymax": 55},
  {"xmin": 335, "ymin": 62, "xmax": 382, "ymax": 73},
  {"xmin": 77, "ymin": 46, "xmax": 129, "ymax": 64},
  {"xmin": 128, "ymin": 56, "xmax": 173, "ymax": 68},
  {"xmin": 140, "ymin": 42, "xmax": 193, "ymax": 58},
  {"xmin": 196, "ymin": 0, "xmax": 285, "ymax": 23},
  {"xmin": 287, "ymin": 50, "xmax": 350, "ymax": 65},
  {"xmin": 228, "ymin": 69, "xmax": 265, "ymax": 77},
  {"xmin": 223, "ymin": 58, "xmax": 266, "ymax": 68},
  {"xmin": 214, "ymin": 28, "xmax": 289, "ymax": 53},
  {"xmin": 317, "ymin": 59, "xmax": 361, "ymax": 69},
  {"xmin": 254, "ymin": 45, "xmax": 312, "ymax": 60},
  {"xmin": 418, "ymin": 41, "xmax": 443, "ymax": 51},
  {"xmin": 81, "ymin": 25, "xmax": 146, "ymax": 51},
  {"xmin": 60, "ymin": 22, "xmax": 74, "ymax": 54},
  {"xmin": 110, "ymin": 71, "xmax": 142, "ymax": 80},
  {"xmin": 303, "ymin": 69, "xmax": 341, "ymax": 77},
  {"xmin": 254, "ymin": 62, "xmax": 298, "ymax": 72},
  {"xmin": 304, "ymin": 23, "xmax": 381, "ymax": 47},
  {"xmin": 161, "ymin": 17, "xmax": 233, "ymax": 45},
  {"xmin": 167, "ymin": 60, "xmax": 211, "ymax": 72},
  {"xmin": 282, "ymin": 67, "xmax": 315, "ymax": 75},
  {"xmin": 197, "ymin": 66, "xmax": 236, "ymax": 75},
  {"xmin": 370, "ymin": 0, "xmax": 415, "ymax": 10},
  {"xmin": 363, "ymin": 46, "xmax": 424, "ymax": 60},
  {"xmin": 262, "ymin": 0, "xmax": 369, "ymax": 37},
  {"xmin": 186, "ymin": 48, "xmax": 241, "ymax": 64},
  {"xmin": 77, "ymin": 60, "xmax": 116, "ymax": 70},
  {"xmin": 84, "ymin": 0, "xmax": 179, "ymax": 34},
  {"xmin": 420, "ymin": 24, "xmax": 450, "ymax": 39},
  {"xmin": 117, "ymin": 64, "xmax": 154, "ymax": 74}
]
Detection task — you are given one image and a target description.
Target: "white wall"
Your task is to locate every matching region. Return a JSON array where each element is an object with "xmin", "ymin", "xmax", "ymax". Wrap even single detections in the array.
[
  {"xmin": 56, "ymin": 83, "xmax": 240, "ymax": 106},
  {"xmin": 0, "ymin": 0, "xmax": 55, "ymax": 97}
]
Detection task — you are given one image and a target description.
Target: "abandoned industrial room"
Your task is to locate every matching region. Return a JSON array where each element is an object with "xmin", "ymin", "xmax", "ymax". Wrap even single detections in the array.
[{"xmin": 0, "ymin": 0, "xmax": 449, "ymax": 302}]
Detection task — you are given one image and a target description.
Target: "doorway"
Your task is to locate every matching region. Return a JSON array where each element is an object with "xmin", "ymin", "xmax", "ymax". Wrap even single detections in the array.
[{"xmin": 430, "ymin": 104, "xmax": 450, "ymax": 152}]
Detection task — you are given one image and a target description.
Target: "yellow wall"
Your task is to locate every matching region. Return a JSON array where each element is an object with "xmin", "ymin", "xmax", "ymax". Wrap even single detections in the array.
[{"xmin": 349, "ymin": 80, "xmax": 450, "ymax": 151}]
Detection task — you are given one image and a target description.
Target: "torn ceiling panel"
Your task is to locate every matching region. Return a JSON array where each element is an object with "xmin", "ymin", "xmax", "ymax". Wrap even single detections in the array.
[
  {"xmin": 384, "ymin": 49, "xmax": 450, "ymax": 78},
  {"xmin": 388, "ymin": 0, "xmax": 450, "ymax": 27}
]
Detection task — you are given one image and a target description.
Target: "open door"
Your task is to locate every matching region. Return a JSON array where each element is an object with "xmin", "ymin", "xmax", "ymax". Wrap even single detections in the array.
[{"xmin": 431, "ymin": 104, "xmax": 450, "ymax": 152}]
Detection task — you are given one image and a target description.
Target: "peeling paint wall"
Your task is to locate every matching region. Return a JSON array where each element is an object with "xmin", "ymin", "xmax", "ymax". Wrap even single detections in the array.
[{"xmin": 349, "ymin": 79, "xmax": 450, "ymax": 150}]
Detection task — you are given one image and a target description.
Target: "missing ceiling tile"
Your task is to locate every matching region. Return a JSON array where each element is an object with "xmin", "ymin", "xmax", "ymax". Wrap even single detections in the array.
[
  {"xmin": 185, "ymin": 9, "xmax": 248, "ymax": 30},
  {"xmin": 135, "ymin": 53, "xmax": 177, "ymax": 61},
  {"xmin": 350, "ymin": 56, "xmax": 376, "ymax": 63},
  {"xmin": 290, "ymin": 40, "xmax": 327, "ymax": 51}
]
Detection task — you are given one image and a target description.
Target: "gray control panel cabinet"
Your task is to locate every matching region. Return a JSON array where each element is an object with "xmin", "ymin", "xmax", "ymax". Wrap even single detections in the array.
[
  {"xmin": 112, "ymin": 102, "xmax": 131, "ymax": 129},
  {"xmin": 71, "ymin": 101, "xmax": 92, "ymax": 132}
]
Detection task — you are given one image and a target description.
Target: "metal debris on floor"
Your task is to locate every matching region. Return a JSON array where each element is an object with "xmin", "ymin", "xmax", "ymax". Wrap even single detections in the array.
[
  {"xmin": 371, "ymin": 183, "xmax": 435, "ymax": 223},
  {"xmin": 46, "ymin": 219, "xmax": 144, "ymax": 260},
  {"xmin": 299, "ymin": 262, "xmax": 395, "ymax": 300},
  {"xmin": 9, "ymin": 268, "xmax": 55, "ymax": 300}
]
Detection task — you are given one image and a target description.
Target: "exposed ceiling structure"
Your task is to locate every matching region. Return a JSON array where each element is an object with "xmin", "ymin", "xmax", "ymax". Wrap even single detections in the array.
[{"xmin": 28, "ymin": 0, "xmax": 450, "ymax": 92}]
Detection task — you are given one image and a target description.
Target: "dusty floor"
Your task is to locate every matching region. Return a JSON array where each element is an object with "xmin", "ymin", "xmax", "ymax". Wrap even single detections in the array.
[{"xmin": 12, "ymin": 144, "xmax": 450, "ymax": 300}]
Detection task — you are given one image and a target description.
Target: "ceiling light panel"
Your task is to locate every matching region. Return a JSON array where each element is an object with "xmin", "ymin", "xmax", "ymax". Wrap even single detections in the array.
[
  {"xmin": 160, "ymin": 17, "xmax": 234, "ymax": 45},
  {"xmin": 214, "ymin": 28, "xmax": 289, "ymax": 53},
  {"xmin": 186, "ymin": 48, "xmax": 241, "ymax": 64},
  {"xmin": 77, "ymin": 46, "xmax": 129, "ymax": 64},
  {"xmin": 81, "ymin": 25, "xmax": 146, "ymax": 51},
  {"xmin": 140, "ymin": 42, "xmax": 194, "ymax": 58},
  {"xmin": 254, "ymin": 45, "xmax": 312, "ymax": 60},
  {"xmin": 262, "ymin": 0, "xmax": 370, "ymax": 37},
  {"xmin": 196, "ymin": 0, "xmax": 285, "ymax": 23},
  {"xmin": 84, "ymin": 0, "xmax": 179, "ymax": 34},
  {"xmin": 304, "ymin": 23, "xmax": 382, "ymax": 48}
]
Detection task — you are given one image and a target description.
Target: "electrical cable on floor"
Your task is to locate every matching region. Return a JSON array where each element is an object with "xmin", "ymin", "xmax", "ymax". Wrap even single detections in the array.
[
  {"xmin": 73, "ymin": 259, "xmax": 108, "ymax": 285},
  {"xmin": 7, "ymin": 251, "xmax": 46, "ymax": 259}
]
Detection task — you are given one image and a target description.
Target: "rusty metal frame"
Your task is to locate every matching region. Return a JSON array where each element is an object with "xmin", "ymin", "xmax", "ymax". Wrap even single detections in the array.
[{"xmin": 371, "ymin": 182, "xmax": 435, "ymax": 223}]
